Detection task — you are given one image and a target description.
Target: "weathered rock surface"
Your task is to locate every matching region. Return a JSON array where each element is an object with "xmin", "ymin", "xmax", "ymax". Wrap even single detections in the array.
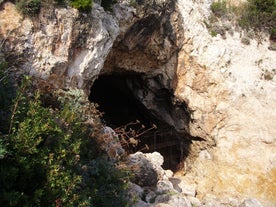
[
  {"xmin": 126, "ymin": 152, "xmax": 265, "ymax": 207},
  {"xmin": 0, "ymin": 2, "xmax": 119, "ymax": 89},
  {"xmin": 99, "ymin": 126, "xmax": 125, "ymax": 161},
  {"xmin": 175, "ymin": 1, "xmax": 276, "ymax": 206},
  {"xmin": 103, "ymin": 0, "xmax": 184, "ymax": 89},
  {"xmin": 126, "ymin": 152, "xmax": 164, "ymax": 186},
  {"xmin": 239, "ymin": 199, "xmax": 264, "ymax": 207},
  {"xmin": 125, "ymin": 152, "xmax": 194, "ymax": 207}
]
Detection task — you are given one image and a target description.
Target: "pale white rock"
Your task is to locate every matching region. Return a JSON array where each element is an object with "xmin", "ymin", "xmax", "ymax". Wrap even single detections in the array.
[
  {"xmin": 187, "ymin": 196, "xmax": 202, "ymax": 207},
  {"xmin": 178, "ymin": 182, "xmax": 196, "ymax": 197},
  {"xmin": 155, "ymin": 195, "xmax": 192, "ymax": 207},
  {"xmin": 127, "ymin": 152, "xmax": 165, "ymax": 187},
  {"xmin": 239, "ymin": 199, "xmax": 264, "ymax": 207},
  {"xmin": 170, "ymin": 174, "xmax": 198, "ymax": 197},
  {"xmin": 175, "ymin": 0, "xmax": 276, "ymax": 206},
  {"xmin": 167, "ymin": 195, "xmax": 192, "ymax": 207},
  {"xmin": 198, "ymin": 150, "xmax": 212, "ymax": 160},
  {"xmin": 164, "ymin": 170, "xmax": 174, "ymax": 178},
  {"xmin": 0, "ymin": 2, "xmax": 120, "ymax": 89},
  {"xmin": 156, "ymin": 180, "xmax": 177, "ymax": 194},
  {"xmin": 154, "ymin": 204, "xmax": 172, "ymax": 207},
  {"xmin": 66, "ymin": 4, "xmax": 119, "ymax": 88},
  {"xmin": 145, "ymin": 152, "xmax": 165, "ymax": 171},
  {"xmin": 132, "ymin": 200, "xmax": 151, "ymax": 207}
]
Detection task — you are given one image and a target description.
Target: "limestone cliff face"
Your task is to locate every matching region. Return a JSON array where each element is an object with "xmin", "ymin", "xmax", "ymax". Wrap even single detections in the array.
[
  {"xmin": 0, "ymin": 0, "xmax": 275, "ymax": 206},
  {"xmin": 176, "ymin": 1, "xmax": 276, "ymax": 206},
  {"xmin": 0, "ymin": 2, "xmax": 119, "ymax": 89}
]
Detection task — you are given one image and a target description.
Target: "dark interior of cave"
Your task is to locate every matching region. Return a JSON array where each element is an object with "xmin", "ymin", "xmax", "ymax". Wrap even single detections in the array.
[{"xmin": 89, "ymin": 73, "xmax": 190, "ymax": 171}]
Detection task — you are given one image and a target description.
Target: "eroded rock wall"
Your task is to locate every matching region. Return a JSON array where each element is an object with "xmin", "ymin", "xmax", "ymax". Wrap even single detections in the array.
[
  {"xmin": 0, "ymin": 2, "xmax": 119, "ymax": 89},
  {"xmin": 175, "ymin": 0, "xmax": 276, "ymax": 206}
]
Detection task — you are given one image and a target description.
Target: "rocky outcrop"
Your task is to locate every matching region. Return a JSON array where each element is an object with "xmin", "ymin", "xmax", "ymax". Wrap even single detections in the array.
[
  {"xmin": 175, "ymin": 1, "xmax": 276, "ymax": 206},
  {"xmin": 103, "ymin": 0, "xmax": 184, "ymax": 88},
  {"xmin": 125, "ymin": 151, "xmax": 266, "ymax": 207},
  {"xmin": 0, "ymin": 2, "xmax": 119, "ymax": 89}
]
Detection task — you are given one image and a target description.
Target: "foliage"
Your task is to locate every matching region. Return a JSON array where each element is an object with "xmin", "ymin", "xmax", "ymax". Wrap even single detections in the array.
[
  {"xmin": 0, "ymin": 59, "xmax": 17, "ymax": 134},
  {"xmin": 0, "ymin": 61, "xmax": 9, "ymax": 109},
  {"xmin": 101, "ymin": 0, "xmax": 117, "ymax": 11},
  {"xmin": 0, "ymin": 77, "xmax": 129, "ymax": 206},
  {"xmin": 70, "ymin": 0, "xmax": 93, "ymax": 11},
  {"xmin": 16, "ymin": 0, "xmax": 42, "ymax": 16},
  {"xmin": 210, "ymin": 0, "xmax": 276, "ymax": 36},
  {"xmin": 271, "ymin": 27, "xmax": 276, "ymax": 40},
  {"xmin": 239, "ymin": 0, "xmax": 276, "ymax": 35},
  {"xmin": 211, "ymin": 0, "xmax": 228, "ymax": 18},
  {"xmin": 210, "ymin": 30, "xmax": 218, "ymax": 37},
  {"xmin": 16, "ymin": 0, "xmax": 94, "ymax": 15},
  {"xmin": 0, "ymin": 140, "xmax": 7, "ymax": 159}
]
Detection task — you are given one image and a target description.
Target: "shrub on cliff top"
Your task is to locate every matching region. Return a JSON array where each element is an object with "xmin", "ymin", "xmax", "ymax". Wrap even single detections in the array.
[
  {"xmin": 239, "ymin": 0, "xmax": 276, "ymax": 36},
  {"xmin": 16, "ymin": 0, "xmax": 94, "ymax": 15},
  {"xmin": 70, "ymin": 0, "xmax": 93, "ymax": 11},
  {"xmin": 211, "ymin": 0, "xmax": 276, "ymax": 37}
]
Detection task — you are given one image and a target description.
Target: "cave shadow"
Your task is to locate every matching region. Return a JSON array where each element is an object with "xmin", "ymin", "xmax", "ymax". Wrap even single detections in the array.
[{"xmin": 89, "ymin": 72, "xmax": 192, "ymax": 171}]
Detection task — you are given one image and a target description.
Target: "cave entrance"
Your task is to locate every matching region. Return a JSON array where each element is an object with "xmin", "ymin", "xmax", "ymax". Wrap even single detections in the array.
[{"xmin": 89, "ymin": 73, "xmax": 190, "ymax": 171}]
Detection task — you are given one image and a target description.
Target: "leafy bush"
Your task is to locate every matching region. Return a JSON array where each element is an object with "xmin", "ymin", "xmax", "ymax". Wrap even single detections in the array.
[
  {"xmin": 210, "ymin": 0, "xmax": 276, "ymax": 37},
  {"xmin": 211, "ymin": 0, "xmax": 228, "ymax": 17},
  {"xmin": 239, "ymin": 0, "xmax": 276, "ymax": 36},
  {"xmin": 70, "ymin": 0, "xmax": 93, "ymax": 11},
  {"xmin": 16, "ymin": 0, "xmax": 94, "ymax": 15},
  {"xmin": 0, "ymin": 77, "xmax": 129, "ymax": 206},
  {"xmin": 0, "ymin": 140, "xmax": 6, "ymax": 159},
  {"xmin": 270, "ymin": 27, "xmax": 276, "ymax": 40},
  {"xmin": 0, "ymin": 59, "xmax": 17, "ymax": 134},
  {"xmin": 16, "ymin": 0, "xmax": 42, "ymax": 16}
]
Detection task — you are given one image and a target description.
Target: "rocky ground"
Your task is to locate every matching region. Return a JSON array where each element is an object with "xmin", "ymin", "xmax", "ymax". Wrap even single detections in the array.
[{"xmin": 125, "ymin": 151, "xmax": 265, "ymax": 207}]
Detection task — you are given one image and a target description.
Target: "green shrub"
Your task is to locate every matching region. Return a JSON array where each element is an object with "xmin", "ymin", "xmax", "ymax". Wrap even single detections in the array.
[
  {"xmin": 0, "ymin": 77, "xmax": 129, "ymax": 206},
  {"xmin": 0, "ymin": 140, "xmax": 7, "ymax": 159},
  {"xmin": 210, "ymin": 0, "xmax": 276, "ymax": 37},
  {"xmin": 239, "ymin": 0, "xmax": 276, "ymax": 33},
  {"xmin": 270, "ymin": 27, "xmax": 276, "ymax": 40},
  {"xmin": 211, "ymin": 0, "xmax": 228, "ymax": 17},
  {"xmin": 0, "ymin": 61, "xmax": 10, "ymax": 110},
  {"xmin": 70, "ymin": 0, "xmax": 93, "ymax": 11},
  {"xmin": 0, "ymin": 60, "xmax": 17, "ymax": 134},
  {"xmin": 16, "ymin": 0, "xmax": 42, "ymax": 16}
]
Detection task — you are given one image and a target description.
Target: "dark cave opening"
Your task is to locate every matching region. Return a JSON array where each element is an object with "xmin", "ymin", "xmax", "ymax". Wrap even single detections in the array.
[
  {"xmin": 89, "ymin": 73, "xmax": 191, "ymax": 171},
  {"xmin": 89, "ymin": 73, "xmax": 152, "ymax": 127}
]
